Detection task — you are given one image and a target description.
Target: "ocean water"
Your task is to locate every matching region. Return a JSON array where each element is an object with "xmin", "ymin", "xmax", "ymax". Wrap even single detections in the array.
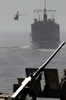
[{"xmin": 0, "ymin": 30, "xmax": 66, "ymax": 100}]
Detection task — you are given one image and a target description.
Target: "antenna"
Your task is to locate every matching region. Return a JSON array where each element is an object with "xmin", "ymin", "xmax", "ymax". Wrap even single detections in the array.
[
  {"xmin": 44, "ymin": 0, "xmax": 46, "ymax": 14},
  {"xmin": 43, "ymin": 0, "xmax": 47, "ymax": 22},
  {"xmin": 44, "ymin": 0, "xmax": 46, "ymax": 9}
]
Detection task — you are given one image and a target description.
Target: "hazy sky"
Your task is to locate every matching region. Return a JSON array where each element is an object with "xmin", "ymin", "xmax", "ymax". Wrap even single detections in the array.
[{"xmin": 0, "ymin": 0, "xmax": 66, "ymax": 32}]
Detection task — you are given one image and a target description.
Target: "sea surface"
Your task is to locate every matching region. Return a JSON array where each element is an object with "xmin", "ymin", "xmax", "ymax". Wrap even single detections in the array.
[{"xmin": 0, "ymin": 30, "xmax": 66, "ymax": 100}]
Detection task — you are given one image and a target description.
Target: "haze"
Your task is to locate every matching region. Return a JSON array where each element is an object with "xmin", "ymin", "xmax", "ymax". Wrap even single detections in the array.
[{"xmin": 0, "ymin": 0, "xmax": 66, "ymax": 32}]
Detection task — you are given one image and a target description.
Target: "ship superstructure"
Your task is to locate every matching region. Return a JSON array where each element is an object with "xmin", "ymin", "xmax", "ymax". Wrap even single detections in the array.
[{"xmin": 30, "ymin": 0, "xmax": 60, "ymax": 49}]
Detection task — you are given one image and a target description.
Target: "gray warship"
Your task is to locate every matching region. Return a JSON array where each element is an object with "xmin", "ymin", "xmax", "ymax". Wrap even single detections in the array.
[{"xmin": 30, "ymin": 0, "xmax": 60, "ymax": 49}]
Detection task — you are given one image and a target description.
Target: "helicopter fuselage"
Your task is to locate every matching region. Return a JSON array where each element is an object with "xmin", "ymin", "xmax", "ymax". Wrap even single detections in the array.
[{"xmin": 14, "ymin": 14, "xmax": 19, "ymax": 20}]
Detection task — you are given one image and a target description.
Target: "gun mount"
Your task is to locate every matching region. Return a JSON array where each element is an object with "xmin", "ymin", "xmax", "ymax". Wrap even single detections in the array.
[{"xmin": 7, "ymin": 42, "xmax": 66, "ymax": 100}]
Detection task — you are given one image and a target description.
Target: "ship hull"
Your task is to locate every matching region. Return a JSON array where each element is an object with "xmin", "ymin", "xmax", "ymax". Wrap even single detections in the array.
[
  {"xmin": 30, "ymin": 41, "xmax": 60, "ymax": 49},
  {"xmin": 30, "ymin": 0, "xmax": 60, "ymax": 49}
]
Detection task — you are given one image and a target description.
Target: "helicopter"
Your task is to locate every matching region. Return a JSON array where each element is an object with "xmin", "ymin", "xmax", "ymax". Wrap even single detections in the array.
[
  {"xmin": 14, "ymin": 11, "xmax": 27, "ymax": 20},
  {"xmin": 6, "ymin": 11, "xmax": 27, "ymax": 20}
]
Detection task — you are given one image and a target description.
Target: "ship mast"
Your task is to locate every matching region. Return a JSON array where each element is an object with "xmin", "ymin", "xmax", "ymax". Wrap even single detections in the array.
[
  {"xmin": 34, "ymin": 0, "xmax": 56, "ymax": 22},
  {"xmin": 43, "ymin": 0, "xmax": 47, "ymax": 22},
  {"xmin": 44, "ymin": 0, "xmax": 46, "ymax": 14}
]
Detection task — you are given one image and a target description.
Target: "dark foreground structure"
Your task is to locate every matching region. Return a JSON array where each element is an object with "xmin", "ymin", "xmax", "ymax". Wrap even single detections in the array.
[{"xmin": 30, "ymin": 0, "xmax": 60, "ymax": 49}]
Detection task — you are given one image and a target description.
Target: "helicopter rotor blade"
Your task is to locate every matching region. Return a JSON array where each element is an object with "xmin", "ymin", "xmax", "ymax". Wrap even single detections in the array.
[
  {"xmin": 19, "ymin": 14, "xmax": 27, "ymax": 16},
  {"xmin": 6, "ymin": 14, "xmax": 14, "ymax": 15}
]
